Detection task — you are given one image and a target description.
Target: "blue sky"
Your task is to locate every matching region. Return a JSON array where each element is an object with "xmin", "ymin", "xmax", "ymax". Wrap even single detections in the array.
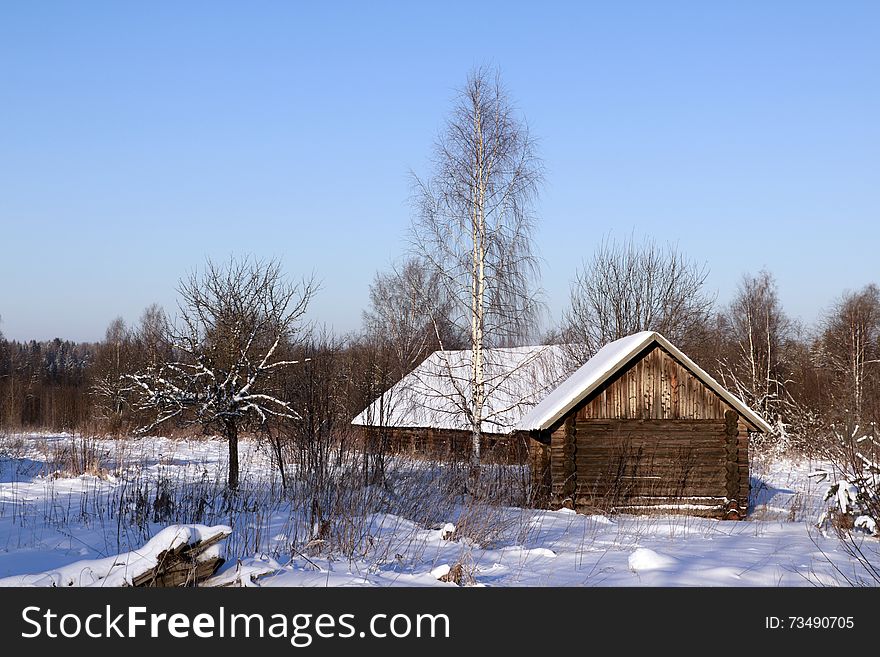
[{"xmin": 1, "ymin": 2, "xmax": 878, "ymax": 342}]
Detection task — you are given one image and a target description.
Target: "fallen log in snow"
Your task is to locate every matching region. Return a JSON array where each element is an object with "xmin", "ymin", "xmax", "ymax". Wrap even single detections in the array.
[
  {"xmin": 0, "ymin": 524, "xmax": 232, "ymax": 587},
  {"xmin": 131, "ymin": 527, "xmax": 230, "ymax": 587}
]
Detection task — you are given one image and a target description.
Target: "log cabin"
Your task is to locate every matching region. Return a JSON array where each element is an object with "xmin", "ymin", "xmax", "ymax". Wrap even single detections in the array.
[{"xmin": 352, "ymin": 331, "xmax": 772, "ymax": 518}]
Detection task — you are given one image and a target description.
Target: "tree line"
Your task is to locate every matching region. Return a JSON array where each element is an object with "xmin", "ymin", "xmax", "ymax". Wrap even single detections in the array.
[{"xmin": 2, "ymin": 250, "xmax": 877, "ymax": 445}]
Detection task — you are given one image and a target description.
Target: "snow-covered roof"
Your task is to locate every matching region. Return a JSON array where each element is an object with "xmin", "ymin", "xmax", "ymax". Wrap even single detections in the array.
[
  {"xmin": 352, "ymin": 332, "xmax": 772, "ymax": 436},
  {"xmin": 516, "ymin": 331, "xmax": 773, "ymax": 433},
  {"xmin": 351, "ymin": 344, "xmax": 572, "ymax": 434}
]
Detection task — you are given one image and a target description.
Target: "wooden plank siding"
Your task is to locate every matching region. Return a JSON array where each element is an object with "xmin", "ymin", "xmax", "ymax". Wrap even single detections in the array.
[
  {"xmin": 545, "ymin": 344, "xmax": 751, "ymax": 518},
  {"xmin": 576, "ymin": 345, "xmax": 730, "ymax": 422},
  {"xmin": 549, "ymin": 417, "xmax": 577, "ymax": 504}
]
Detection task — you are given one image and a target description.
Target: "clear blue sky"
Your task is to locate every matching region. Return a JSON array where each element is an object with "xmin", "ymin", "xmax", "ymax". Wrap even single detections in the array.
[{"xmin": 1, "ymin": 2, "xmax": 878, "ymax": 342}]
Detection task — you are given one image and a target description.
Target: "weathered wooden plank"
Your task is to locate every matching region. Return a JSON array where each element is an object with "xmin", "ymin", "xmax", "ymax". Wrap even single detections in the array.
[
  {"xmin": 131, "ymin": 531, "xmax": 228, "ymax": 588},
  {"xmin": 576, "ymin": 345, "xmax": 739, "ymax": 422}
]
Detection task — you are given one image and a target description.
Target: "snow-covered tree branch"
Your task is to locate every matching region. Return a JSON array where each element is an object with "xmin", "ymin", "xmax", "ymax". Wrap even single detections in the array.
[{"xmin": 125, "ymin": 256, "xmax": 316, "ymax": 489}]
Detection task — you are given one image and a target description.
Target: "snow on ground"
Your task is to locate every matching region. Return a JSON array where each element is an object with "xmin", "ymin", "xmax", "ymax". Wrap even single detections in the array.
[{"xmin": 0, "ymin": 432, "xmax": 877, "ymax": 587}]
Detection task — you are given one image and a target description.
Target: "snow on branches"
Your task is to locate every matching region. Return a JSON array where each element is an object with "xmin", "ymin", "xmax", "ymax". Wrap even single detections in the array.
[
  {"xmin": 815, "ymin": 426, "xmax": 879, "ymax": 537},
  {"xmin": 125, "ymin": 257, "xmax": 315, "ymax": 489}
]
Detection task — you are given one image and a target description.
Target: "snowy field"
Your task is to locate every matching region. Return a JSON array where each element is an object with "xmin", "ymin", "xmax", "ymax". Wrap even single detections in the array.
[{"xmin": 0, "ymin": 432, "xmax": 877, "ymax": 587}]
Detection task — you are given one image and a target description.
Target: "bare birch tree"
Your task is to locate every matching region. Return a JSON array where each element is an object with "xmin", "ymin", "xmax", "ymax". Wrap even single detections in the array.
[
  {"xmin": 717, "ymin": 270, "xmax": 793, "ymax": 425},
  {"xmin": 563, "ymin": 235, "xmax": 715, "ymax": 362},
  {"xmin": 819, "ymin": 284, "xmax": 880, "ymax": 424},
  {"xmin": 410, "ymin": 66, "xmax": 543, "ymax": 464},
  {"xmin": 125, "ymin": 257, "xmax": 315, "ymax": 490}
]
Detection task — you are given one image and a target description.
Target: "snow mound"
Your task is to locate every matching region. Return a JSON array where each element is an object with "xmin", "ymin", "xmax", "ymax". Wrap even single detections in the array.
[
  {"xmin": 628, "ymin": 548, "xmax": 677, "ymax": 572},
  {"xmin": 430, "ymin": 564, "xmax": 451, "ymax": 579},
  {"xmin": 854, "ymin": 515, "xmax": 877, "ymax": 535},
  {"xmin": 526, "ymin": 547, "xmax": 556, "ymax": 558},
  {"xmin": 207, "ymin": 554, "xmax": 282, "ymax": 587}
]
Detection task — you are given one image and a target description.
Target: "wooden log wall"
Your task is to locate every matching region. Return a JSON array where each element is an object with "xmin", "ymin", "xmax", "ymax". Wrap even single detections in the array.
[
  {"xmin": 360, "ymin": 426, "xmax": 529, "ymax": 464},
  {"xmin": 570, "ymin": 418, "xmax": 728, "ymax": 511},
  {"xmin": 730, "ymin": 415, "xmax": 751, "ymax": 517},
  {"xmin": 528, "ymin": 438, "xmax": 551, "ymax": 506},
  {"xmin": 549, "ymin": 417, "xmax": 577, "ymax": 505},
  {"xmin": 544, "ymin": 344, "xmax": 752, "ymax": 518}
]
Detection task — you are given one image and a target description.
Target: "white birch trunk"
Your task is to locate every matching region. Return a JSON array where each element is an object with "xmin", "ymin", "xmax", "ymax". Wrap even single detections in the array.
[{"xmin": 470, "ymin": 93, "xmax": 486, "ymax": 465}]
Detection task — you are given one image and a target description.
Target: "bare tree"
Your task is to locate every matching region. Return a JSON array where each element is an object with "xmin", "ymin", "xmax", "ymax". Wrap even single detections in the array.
[
  {"xmin": 134, "ymin": 303, "xmax": 169, "ymax": 369},
  {"xmin": 717, "ymin": 270, "xmax": 793, "ymax": 426},
  {"xmin": 125, "ymin": 257, "xmax": 315, "ymax": 489},
  {"xmin": 410, "ymin": 66, "xmax": 543, "ymax": 464},
  {"xmin": 362, "ymin": 258, "xmax": 463, "ymax": 381},
  {"xmin": 563, "ymin": 234, "xmax": 715, "ymax": 362},
  {"xmin": 90, "ymin": 317, "xmax": 134, "ymax": 431},
  {"xmin": 819, "ymin": 284, "xmax": 880, "ymax": 425}
]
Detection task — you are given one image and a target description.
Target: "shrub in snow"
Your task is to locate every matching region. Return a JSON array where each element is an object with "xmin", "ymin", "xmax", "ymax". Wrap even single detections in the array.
[
  {"xmin": 816, "ymin": 427, "xmax": 879, "ymax": 538},
  {"xmin": 438, "ymin": 562, "xmax": 471, "ymax": 586},
  {"xmin": 819, "ymin": 480, "xmax": 877, "ymax": 536},
  {"xmin": 825, "ymin": 480, "xmax": 860, "ymax": 515}
]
